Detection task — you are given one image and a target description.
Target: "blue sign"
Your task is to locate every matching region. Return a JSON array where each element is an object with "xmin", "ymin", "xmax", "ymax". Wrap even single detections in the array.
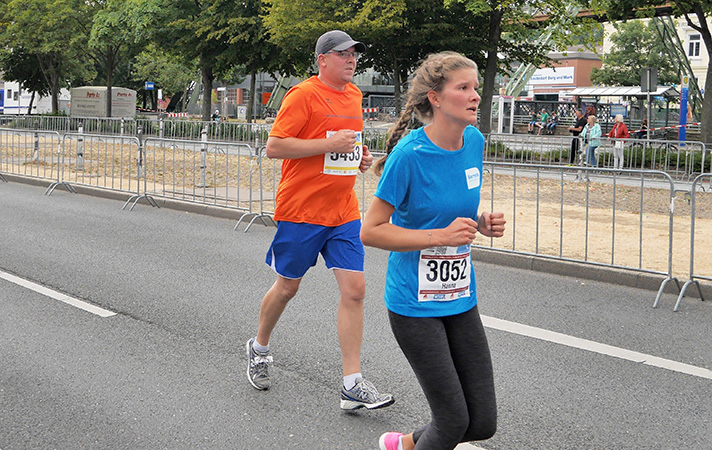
[
  {"xmin": 609, "ymin": 104, "xmax": 627, "ymax": 118},
  {"xmin": 145, "ymin": 81, "xmax": 155, "ymax": 90},
  {"xmin": 679, "ymin": 76, "xmax": 689, "ymax": 142}
]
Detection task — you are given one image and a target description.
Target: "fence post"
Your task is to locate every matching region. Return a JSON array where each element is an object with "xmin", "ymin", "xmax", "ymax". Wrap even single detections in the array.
[
  {"xmin": 137, "ymin": 125, "xmax": 143, "ymax": 179},
  {"xmin": 32, "ymin": 119, "xmax": 40, "ymax": 162},
  {"xmin": 120, "ymin": 118, "xmax": 125, "ymax": 136},
  {"xmin": 198, "ymin": 125, "xmax": 208, "ymax": 187},
  {"xmin": 76, "ymin": 122, "xmax": 85, "ymax": 171},
  {"xmin": 122, "ymin": 127, "xmax": 159, "ymax": 210},
  {"xmin": 159, "ymin": 115, "xmax": 165, "ymax": 139},
  {"xmin": 652, "ymin": 175, "xmax": 682, "ymax": 308}
]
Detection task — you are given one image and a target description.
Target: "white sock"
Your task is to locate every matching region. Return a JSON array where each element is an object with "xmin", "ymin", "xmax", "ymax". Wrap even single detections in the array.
[
  {"xmin": 343, "ymin": 372, "xmax": 362, "ymax": 390},
  {"xmin": 397, "ymin": 436, "xmax": 404, "ymax": 450},
  {"xmin": 252, "ymin": 339, "xmax": 269, "ymax": 354}
]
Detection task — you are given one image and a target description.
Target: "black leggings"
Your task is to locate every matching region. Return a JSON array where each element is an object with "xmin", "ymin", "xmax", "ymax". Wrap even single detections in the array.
[
  {"xmin": 388, "ymin": 305, "xmax": 497, "ymax": 450},
  {"xmin": 570, "ymin": 137, "xmax": 580, "ymax": 163}
]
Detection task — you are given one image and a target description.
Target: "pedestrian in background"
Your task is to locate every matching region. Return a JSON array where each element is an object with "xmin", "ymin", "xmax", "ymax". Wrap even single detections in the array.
[
  {"xmin": 535, "ymin": 108, "xmax": 549, "ymax": 135},
  {"xmin": 546, "ymin": 111, "xmax": 558, "ymax": 135},
  {"xmin": 568, "ymin": 108, "xmax": 587, "ymax": 164},
  {"xmin": 608, "ymin": 114, "xmax": 630, "ymax": 169},
  {"xmin": 245, "ymin": 29, "xmax": 394, "ymax": 412},
  {"xmin": 581, "ymin": 115, "xmax": 602, "ymax": 167},
  {"xmin": 636, "ymin": 118, "xmax": 648, "ymax": 140},
  {"xmin": 362, "ymin": 51, "xmax": 505, "ymax": 450},
  {"xmin": 528, "ymin": 110, "xmax": 538, "ymax": 133}
]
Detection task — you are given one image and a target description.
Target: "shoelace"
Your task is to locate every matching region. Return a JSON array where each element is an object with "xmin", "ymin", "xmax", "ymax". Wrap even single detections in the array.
[
  {"xmin": 252, "ymin": 353, "xmax": 273, "ymax": 374},
  {"xmin": 353, "ymin": 379, "xmax": 379, "ymax": 401}
]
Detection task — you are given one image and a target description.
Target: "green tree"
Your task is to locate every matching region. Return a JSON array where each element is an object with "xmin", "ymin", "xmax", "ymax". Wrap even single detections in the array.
[
  {"xmin": 264, "ymin": 0, "xmax": 487, "ymax": 112},
  {"xmin": 131, "ymin": 44, "xmax": 199, "ymax": 112},
  {"xmin": 600, "ymin": 0, "xmax": 712, "ymax": 143},
  {"xmin": 68, "ymin": 0, "xmax": 153, "ymax": 117},
  {"xmin": 362, "ymin": 0, "xmax": 489, "ymax": 114},
  {"xmin": 0, "ymin": 48, "xmax": 50, "ymax": 113},
  {"xmin": 209, "ymin": 0, "xmax": 284, "ymax": 122},
  {"xmin": 264, "ymin": 0, "xmax": 407, "ymax": 73},
  {"xmin": 451, "ymin": 0, "xmax": 597, "ymax": 134},
  {"xmin": 590, "ymin": 20, "xmax": 677, "ymax": 86},
  {"xmin": 0, "ymin": 0, "xmax": 91, "ymax": 113},
  {"xmin": 148, "ymin": 0, "xmax": 242, "ymax": 121}
]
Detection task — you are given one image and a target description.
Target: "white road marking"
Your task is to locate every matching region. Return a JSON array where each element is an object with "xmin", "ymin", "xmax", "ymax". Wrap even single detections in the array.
[
  {"xmin": 0, "ymin": 270, "xmax": 116, "ymax": 317},
  {"xmin": 456, "ymin": 443, "xmax": 484, "ymax": 449},
  {"xmin": 482, "ymin": 315, "xmax": 712, "ymax": 380}
]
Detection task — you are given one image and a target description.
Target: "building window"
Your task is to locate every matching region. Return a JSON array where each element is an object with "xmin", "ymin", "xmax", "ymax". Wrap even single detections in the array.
[{"xmin": 688, "ymin": 34, "xmax": 700, "ymax": 57}]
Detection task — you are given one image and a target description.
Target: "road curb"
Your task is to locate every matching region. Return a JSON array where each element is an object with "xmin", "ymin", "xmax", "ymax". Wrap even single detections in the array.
[{"xmin": 473, "ymin": 246, "xmax": 711, "ymax": 300}]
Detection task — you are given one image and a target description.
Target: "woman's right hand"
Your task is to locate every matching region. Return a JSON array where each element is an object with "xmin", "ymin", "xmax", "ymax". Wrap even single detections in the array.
[{"xmin": 434, "ymin": 217, "xmax": 478, "ymax": 247}]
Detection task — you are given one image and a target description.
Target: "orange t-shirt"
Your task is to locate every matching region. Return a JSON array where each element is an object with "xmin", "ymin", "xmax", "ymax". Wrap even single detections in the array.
[{"xmin": 269, "ymin": 76, "xmax": 363, "ymax": 226}]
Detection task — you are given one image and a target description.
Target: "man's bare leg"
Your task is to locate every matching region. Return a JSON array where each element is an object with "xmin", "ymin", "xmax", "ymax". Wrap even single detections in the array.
[
  {"xmin": 334, "ymin": 269, "xmax": 365, "ymax": 376},
  {"xmin": 256, "ymin": 276, "xmax": 302, "ymax": 346}
]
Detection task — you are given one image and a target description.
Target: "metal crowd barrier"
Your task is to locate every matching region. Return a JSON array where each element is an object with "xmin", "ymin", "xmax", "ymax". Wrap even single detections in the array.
[
  {"xmin": 0, "ymin": 128, "xmax": 62, "ymax": 182},
  {"xmin": 253, "ymin": 146, "xmax": 280, "ymax": 232},
  {"xmin": 46, "ymin": 132, "xmax": 141, "ymax": 197},
  {"xmin": 485, "ymin": 133, "xmax": 709, "ymax": 181},
  {"xmin": 476, "ymin": 162, "xmax": 681, "ymax": 299},
  {"xmin": 671, "ymin": 173, "xmax": 711, "ymax": 311},
  {"xmin": 486, "ymin": 133, "xmax": 576, "ymax": 165},
  {"xmin": 0, "ymin": 115, "xmax": 393, "ymax": 153},
  {"xmin": 612, "ymin": 137, "xmax": 708, "ymax": 180},
  {"xmin": 0, "ymin": 115, "xmax": 135, "ymax": 136},
  {"xmin": 141, "ymin": 129, "xmax": 271, "ymax": 229},
  {"xmin": 3, "ymin": 126, "xmax": 710, "ymax": 310}
]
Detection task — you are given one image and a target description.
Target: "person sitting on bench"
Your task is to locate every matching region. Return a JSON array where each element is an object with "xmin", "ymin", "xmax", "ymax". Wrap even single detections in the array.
[
  {"xmin": 536, "ymin": 109, "xmax": 549, "ymax": 135},
  {"xmin": 545, "ymin": 112, "xmax": 558, "ymax": 135}
]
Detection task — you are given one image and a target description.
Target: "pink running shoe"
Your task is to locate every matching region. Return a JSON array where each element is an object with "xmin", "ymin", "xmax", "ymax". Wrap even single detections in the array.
[{"xmin": 378, "ymin": 432, "xmax": 404, "ymax": 450}]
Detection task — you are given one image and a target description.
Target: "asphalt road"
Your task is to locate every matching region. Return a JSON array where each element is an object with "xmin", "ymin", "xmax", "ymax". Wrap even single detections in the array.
[{"xmin": 1, "ymin": 180, "xmax": 711, "ymax": 450}]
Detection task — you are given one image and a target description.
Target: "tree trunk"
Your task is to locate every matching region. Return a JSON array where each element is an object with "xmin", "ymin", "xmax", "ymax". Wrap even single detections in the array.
[
  {"xmin": 702, "ymin": 68, "xmax": 712, "ymax": 144},
  {"xmin": 182, "ymin": 84, "xmax": 189, "ymax": 112},
  {"xmin": 693, "ymin": 5, "xmax": 712, "ymax": 144},
  {"xmin": 479, "ymin": 10, "xmax": 503, "ymax": 135},
  {"xmin": 28, "ymin": 91, "xmax": 35, "ymax": 115},
  {"xmin": 106, "ymin": 54, "xmax": 114, "ymax": 118},
  {"xmin": 50, "ymin": 70, "xmax": 60, "ymax": 115},
  {"xmin": 200, "ymin": 53, "xmax": 214, "ymax": 121},
  {"xmin": 392, "ymin": 58, "xmax": 402, "ymax": 115},
  {"xmin": 247, "ymin": 71, "xmax": 256, "ymax": 123}
]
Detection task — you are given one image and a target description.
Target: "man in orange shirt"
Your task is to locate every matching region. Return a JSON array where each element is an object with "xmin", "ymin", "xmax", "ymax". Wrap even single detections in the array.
[{"xmin": 246, "ymin": 30, "xmax": 394, "ymax": 411}]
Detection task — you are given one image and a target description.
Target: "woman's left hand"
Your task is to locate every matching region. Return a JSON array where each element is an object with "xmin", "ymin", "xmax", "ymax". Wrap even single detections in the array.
[{"xmin": 477, "ymin": 211, "xmax": 506, "ymax": 238}]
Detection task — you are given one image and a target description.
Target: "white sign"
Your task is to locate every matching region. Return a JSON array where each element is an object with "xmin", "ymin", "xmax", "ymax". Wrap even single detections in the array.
[
  {"xmin": 237, "ymin": 106, "xmax": 247, "ymax": 120},
  {"xmin": 529, "ymin": 67, "xmax": 575, "ymax": 85},
  {"xmin": 70, "ymin": 86, "xmax": 137, "ymax": 118}
]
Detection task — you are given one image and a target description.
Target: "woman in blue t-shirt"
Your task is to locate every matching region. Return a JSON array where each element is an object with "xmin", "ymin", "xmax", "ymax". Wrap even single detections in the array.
[{"xmin": 362, "ymin": 52, "xmax": 506, "ymax": 450}]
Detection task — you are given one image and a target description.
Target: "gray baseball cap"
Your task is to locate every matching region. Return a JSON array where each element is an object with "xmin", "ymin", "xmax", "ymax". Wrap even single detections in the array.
[{"xmin": 315, "ymin": 30, "xmax": 366, "ymax": 57}]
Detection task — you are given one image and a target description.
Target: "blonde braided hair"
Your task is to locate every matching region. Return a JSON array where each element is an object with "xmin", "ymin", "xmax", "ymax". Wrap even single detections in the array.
[{"xmin": 373, "ymin": 51, "xmax": 478, "ymax": 175}]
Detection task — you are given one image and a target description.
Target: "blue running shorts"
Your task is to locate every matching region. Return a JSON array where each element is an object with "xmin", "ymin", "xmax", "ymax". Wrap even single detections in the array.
[{"xmin": 265, "ymin": 220, "xmax": 365, "ymax": 279}]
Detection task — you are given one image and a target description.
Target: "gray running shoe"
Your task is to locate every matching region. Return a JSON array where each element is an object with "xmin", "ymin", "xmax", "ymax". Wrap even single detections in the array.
[
  {"xmin": 246, "ymin": 338, "xmax": 272, "ymax": 390},
  {"xmin": 340, "ymin": 377, "xmax": 394, "ymax": 410}
]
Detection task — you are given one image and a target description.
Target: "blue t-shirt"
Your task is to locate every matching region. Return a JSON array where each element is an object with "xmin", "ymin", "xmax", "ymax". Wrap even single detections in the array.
[{"xmin": 374, "ymin": 125, "xmax": 484, "ymax": 318}]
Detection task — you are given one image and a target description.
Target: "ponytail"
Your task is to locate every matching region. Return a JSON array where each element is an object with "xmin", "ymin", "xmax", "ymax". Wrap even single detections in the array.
[{"xmin": 373, "ymin": 101, "xmax": 417, "ymax": 176}]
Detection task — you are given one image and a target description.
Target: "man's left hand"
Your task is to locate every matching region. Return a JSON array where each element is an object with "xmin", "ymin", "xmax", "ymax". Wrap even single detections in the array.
[{"xmin": 359, "ymin": 146, "xmax": 373, "ymax": 173}]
